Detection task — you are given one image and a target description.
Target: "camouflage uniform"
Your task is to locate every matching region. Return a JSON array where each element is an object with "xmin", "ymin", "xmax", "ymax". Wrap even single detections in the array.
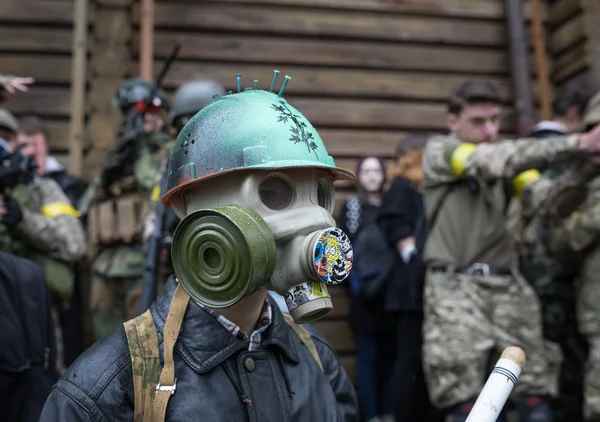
[
  {"xmin": 81, "ymin": 79, "xmax": 172, "ymax": 341},
  {"xmin": 509, "ymin": 160, "xmax": 598, "ymax": 422},
  {"xmin": 421, "ymin": 132, "xmax": 588, "ymax": 412},
  {"xmin": 0, "ymin": 176, "xmax": 86, "ymax": 373},
  {"xmin": 539, "ymin": 176, "xmax": 600, "ymax": 421}
]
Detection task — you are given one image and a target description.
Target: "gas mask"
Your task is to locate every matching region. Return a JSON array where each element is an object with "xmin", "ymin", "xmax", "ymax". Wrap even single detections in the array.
[{"xmin": 169, "ymin": 168, "xmax": 353, "ymax": 323}]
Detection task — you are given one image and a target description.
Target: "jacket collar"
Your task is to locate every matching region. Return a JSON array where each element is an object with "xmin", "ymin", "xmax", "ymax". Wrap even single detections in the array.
[{"xmin": 151, "ymin": 276, "xmax": 301, "ymax": 374}]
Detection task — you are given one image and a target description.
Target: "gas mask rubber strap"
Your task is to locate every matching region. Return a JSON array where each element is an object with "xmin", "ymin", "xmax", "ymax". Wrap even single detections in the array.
[{"xmin": 155, "ymin": 283, "xmax": 190, "ymax": 420}]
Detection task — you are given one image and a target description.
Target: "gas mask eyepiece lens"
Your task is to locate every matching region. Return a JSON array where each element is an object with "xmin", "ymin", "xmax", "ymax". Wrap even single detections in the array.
[{"xmin": 259, "ymin": 177, "xmax": 293, "ymax": 211}]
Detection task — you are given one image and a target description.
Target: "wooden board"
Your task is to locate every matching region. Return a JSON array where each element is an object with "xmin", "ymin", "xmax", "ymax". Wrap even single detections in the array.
[
  {"xmin": 146, "ymin": 32, "xmax": 544, "ymax": 75},
  {"xmin": 288, "ymin": 98, "xmax": 516, "ymax": 132},
  {"xmin": 155, "ymin": 62, "xmax": 516, "ymax": 102},
  {"xmin": 548, "ymin": 0, "xmax": 581, "ymax": 28},
  {"xmin": 0, "ymin": 26, "xmax": 73, "ymax": 53},
  {"xmin": 0, "ymin": 1, "xmax": 80, "ymax": 24},
  {"xmin": 313, "ymin": 320, "xmax": 356, "ymax": 353},
  {"xmin": 45, "ymin": 120, "xmax": 80, "ymax": 152},
  {"xmin": 145, "ymin": 33, "xmax": 519, "ymax": 75},
  {"xmin": 135, "ymin": 3, "xmax": 507, "ymax": 47},
  {"xmin": 2, "ymin": 87, "xmax": 74, "ymax": 116},
  {"xmin": 0, "ymin": 54, "xmax": 73, "ymax": 84},
  {"xmin": 550, "ymin": 14, "xmax": 586, "ymax": 55},
  {"xmin": 94, "ymin": 8, "xmax": 132, "ymax": 42},
  {"xmin": 552, "ymin": 42, "xmax": 588, "ymax": 83},
  {"xmin": 170, "ymin": 0, "xmax": 542, "ymax": 21},
  {"xmin": 319, "ymin": 129, "xmax": 412, "ymax": 157}
]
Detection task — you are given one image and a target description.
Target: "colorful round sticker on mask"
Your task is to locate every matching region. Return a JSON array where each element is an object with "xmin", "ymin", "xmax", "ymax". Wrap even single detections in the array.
[{"xmin": 313, "ymin": 227, "xmax": 353, "ymax": 285}]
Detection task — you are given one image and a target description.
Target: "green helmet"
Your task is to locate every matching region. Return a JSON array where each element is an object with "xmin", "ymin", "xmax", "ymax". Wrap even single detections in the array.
[
  {"xmin": 162, "ymin": 74, "xmax": 354, "ymax": 206},
  {"xmin": 169, "ymin": 80, "xmax": 226, "ymax": 125},
  {"xmin": 113, "ymin": 77, "xmax": 169, "ymax": 111}
]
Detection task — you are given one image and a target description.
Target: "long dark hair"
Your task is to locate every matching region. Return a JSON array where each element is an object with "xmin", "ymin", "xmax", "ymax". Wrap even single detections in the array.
[{"xmin": 355, "ymin": 155, "xmax": 387, "ymax": 203}]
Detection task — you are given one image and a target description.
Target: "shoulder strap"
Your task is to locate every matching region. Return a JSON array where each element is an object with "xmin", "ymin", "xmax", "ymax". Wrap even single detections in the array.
[
  {"xmin": 282, "ymin": 313, "xmax": 324, "ymax": 372},
  {"xmin": 428, "ymin": 184, "xmax": 456, "ymax": 231},
  {"xmin": 124, "ymin": 310, "xmax": 161, "ymax": 422},
  {"xmin": 123, "ymin": 285, "xmax": 190, "ymax": 422}
]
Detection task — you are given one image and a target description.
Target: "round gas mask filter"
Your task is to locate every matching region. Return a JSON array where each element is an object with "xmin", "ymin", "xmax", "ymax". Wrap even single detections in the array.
[
  {"xmin": 171, "ymin": 205, "xmax": 277, "ymax": 308},
  {"xmin": 309, "ymin": 227, "xmax": 353, "ymax": 285}
]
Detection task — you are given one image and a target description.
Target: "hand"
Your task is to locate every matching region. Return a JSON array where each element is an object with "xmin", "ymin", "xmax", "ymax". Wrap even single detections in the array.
[
  {"xmin": 0, "ymin": 75, "xmax": 35, "ymax": 94},
  {"xmin": 1, "ymin": 194, "xmax": 23, "ymax": 229},
  {"xmin": 578, "ymin": 124, "xmax": 600, "ymax": 154}
]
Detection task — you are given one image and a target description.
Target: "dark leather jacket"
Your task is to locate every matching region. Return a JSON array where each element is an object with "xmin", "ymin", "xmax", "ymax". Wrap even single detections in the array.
[{"xmin": 39, "ymin": 277, "xmax": 358, "ymax": 421}]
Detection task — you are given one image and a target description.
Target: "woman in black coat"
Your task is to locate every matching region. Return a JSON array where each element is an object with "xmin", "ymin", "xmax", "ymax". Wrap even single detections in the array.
[
  {"xmin": 377, "ymin": 133, "xmax": 438, "ymax": 422},
  {"xmin": 337, "ymin": 156, "xmax": 396, "ymax": 422}
]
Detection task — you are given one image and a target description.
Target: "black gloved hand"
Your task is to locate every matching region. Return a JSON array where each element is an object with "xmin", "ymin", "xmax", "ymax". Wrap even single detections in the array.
[{"xmin": 2, "ymin": 194, "xmax": 23, "ymax": 230}]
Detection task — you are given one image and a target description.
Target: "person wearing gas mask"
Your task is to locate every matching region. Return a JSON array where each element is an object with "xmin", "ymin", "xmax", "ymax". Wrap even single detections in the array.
[
  {"xmin": 0, "ymin": 108, "xmax": 86, "ymax": 374},
  {"xmin": 421, "ymin": 78, "xmax": 600, "ymax": 422},
  {"xmin": 40, "ymin": 73, "xmax": 358, "ymax": 421},
  {"xmin": 79, "ymin": 78, "xmax": 173, "ymax": 341},
  {"xmin": 141, "ymin": 79, "xmax": 226, "ymax": 305}
]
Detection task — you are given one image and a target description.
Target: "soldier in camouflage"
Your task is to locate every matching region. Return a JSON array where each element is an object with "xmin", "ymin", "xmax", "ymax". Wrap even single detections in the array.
[
  {"xmin": 141, "ymin": 79, "xmax": 225, "ymax": 283},
  {"xmin": 421, "ymin": 78, "xmax": 600, "ymax": 422},
  {"xmin": 79, "ymin": 78, "xmax": 173, "ymax": 340},
  {"xmin": 506, "ymin": 78, "xmax": 598, "ymax": 422},
  {"xmin": 0, "ymin": 108, "xmax": 86, "ymax": 374},
  {"xmin": 526, "ymin": 92, "xmax": 600, "ymax": 421}
]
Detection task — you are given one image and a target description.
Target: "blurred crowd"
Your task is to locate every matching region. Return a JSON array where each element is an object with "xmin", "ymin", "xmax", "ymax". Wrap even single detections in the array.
[{"xmin": 2, "ymin": 67, "xmax": 600, "ymax": 422}]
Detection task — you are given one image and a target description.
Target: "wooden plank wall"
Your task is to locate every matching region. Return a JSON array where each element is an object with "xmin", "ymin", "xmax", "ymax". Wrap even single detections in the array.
[
  {"xmin": 547, "ymin": 0, "xmax": 600, "ymax": 88},
  {"xmin": 127, "ymin": 0, "xmax": 540, "ymax": 381},
  {"xmin": 0, "ymin": 0, "xmax": 93, "ymax": 167}
]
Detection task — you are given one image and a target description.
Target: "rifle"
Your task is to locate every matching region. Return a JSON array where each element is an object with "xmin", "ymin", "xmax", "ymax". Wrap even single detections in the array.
[
  {"xmin": 139, "ymin": 168, "xmax": 169, "ymax": 314},
  {"xmin": 0, "ymin": 147, "xmax": 38, "ymax": 192},
  {"xmin": 138, "ymin": 41, "xmax": 182, "ymax": 314}
]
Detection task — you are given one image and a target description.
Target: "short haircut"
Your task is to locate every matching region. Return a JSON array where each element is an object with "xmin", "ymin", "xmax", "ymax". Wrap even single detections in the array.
[
  {"xmin": 553, "ymin": 76, "xmax": 599, "ymax": 117},
  {"xmin": 18, "ymin": 115, "xmax": 46, "ymax": 136},
  {"xmin": 395, "ymin": 132, "xmax": 429, "ymax": 158},
  {"xmin": 447, "ymin": 78, "xmax": 501, "ymax": 115}
]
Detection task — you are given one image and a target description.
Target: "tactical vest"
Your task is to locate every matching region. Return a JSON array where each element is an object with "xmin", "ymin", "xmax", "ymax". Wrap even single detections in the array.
[
  {"xmin": 0, "ymin": 184, "xmax": 74, "ymax": 302},
  {"xmin": 86, "ymin": 140, "xmax": 174, "ymax": 261},
  {"xmin": 123, "ymin": 284, "xmax": 323, "ymax": 422}
]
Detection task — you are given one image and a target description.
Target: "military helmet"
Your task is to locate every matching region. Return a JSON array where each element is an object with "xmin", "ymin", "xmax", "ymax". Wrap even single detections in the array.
[
  {"xmin": 0, "ymin": 108, "xmax": 18, "ymax": 133},
  {"xmin": 113, "ymin": 77, "xmax": 170, "ymax": 111},
  {"xmin": 583, "ymin": 91, "xmax": 600, "ymax": 128},
  {"xmin": 169, "ymin": 80, "xmax": 226, "ymax": 125},
  {"xmin": 162, "ymin": 72, "xmax": 354, "ymax": 206}
]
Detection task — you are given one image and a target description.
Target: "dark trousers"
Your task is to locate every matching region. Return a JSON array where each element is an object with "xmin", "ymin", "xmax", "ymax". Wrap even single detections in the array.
[
  {"xmin": 58, "ymin": 274, "xmax": 85, "ymax": 366},
  {"xmin": 392, "ymin": 311, "xmax": 440, "ymax": 422},
  {"xmin": 356, "ymin": 331, "xmax": 396, "ymax": 420}
]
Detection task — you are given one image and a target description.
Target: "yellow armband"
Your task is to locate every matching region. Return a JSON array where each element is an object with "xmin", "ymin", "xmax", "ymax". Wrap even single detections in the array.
[
  {"xmin": 512, "ymin": 169, "xmax": 541, "ymax": 197},
  {"xmin": 151, "ymin": 185, "xmax": 161, "ymax": 202},
  {"xmin": 450, "ymin": 143, "xmax": 476, "ymax": 177},
  {"xmin": 41, "ymin": 202, "xmax": 81, "ymax": 218}
]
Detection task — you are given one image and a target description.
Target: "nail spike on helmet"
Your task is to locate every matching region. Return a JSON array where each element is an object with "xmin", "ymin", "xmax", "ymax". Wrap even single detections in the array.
[{"xmin": 162, "ymin": 70, "xmax": 355, "ymax": 208}]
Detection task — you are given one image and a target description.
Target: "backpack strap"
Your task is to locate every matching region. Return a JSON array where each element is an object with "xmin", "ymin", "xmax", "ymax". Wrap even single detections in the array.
[
  {"xmin": 282, "ymin": 312, "xmax": 324, "ymax": 371},
  {"xmin": 123, "ymin": 310, "xmax": 161, "ymax": 422},
  {"xmin": 123, "ymin": 283, "xmax": 190, "ymax": 422}
]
